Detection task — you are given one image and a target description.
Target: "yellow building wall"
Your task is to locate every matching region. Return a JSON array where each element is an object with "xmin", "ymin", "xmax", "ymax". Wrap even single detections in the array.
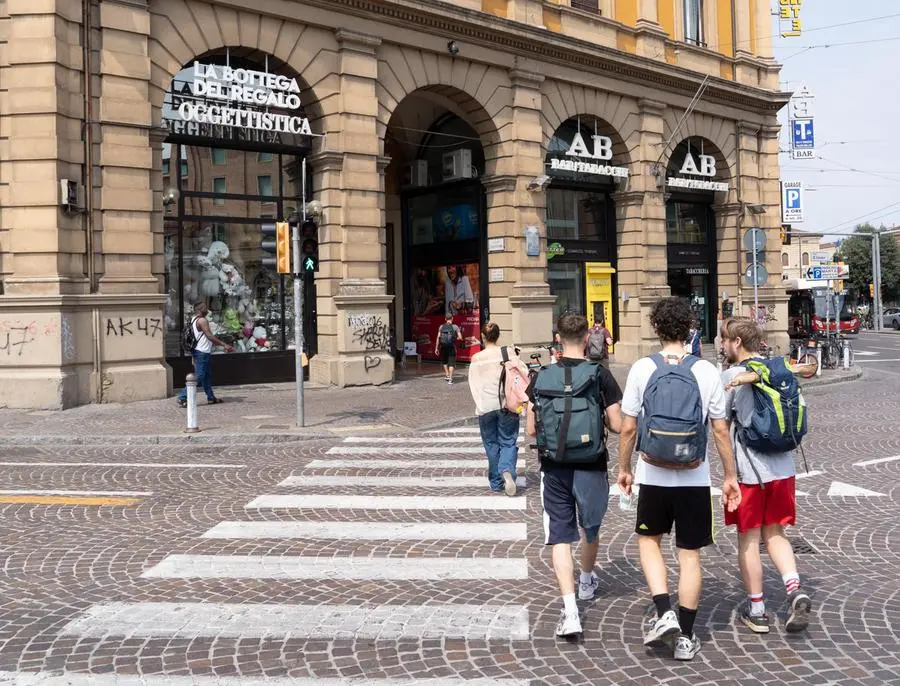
[
  {"xmin": 717, "ymin": 0, "xmax": 734, "ymax": 56},
  {"xmin": 615, "ymin": 0, "xmax": 639, "ymax": 26},
  {"xmin": 658, "ymin": 0, "xmax": 676, "ymax": 38},
  {"xmin": 749, "ymin": 0, "xmax": 758, "ymax": 53},
  {"xmin": 482, "ymin": 0, "xmax": 509, "ymax": 18}
]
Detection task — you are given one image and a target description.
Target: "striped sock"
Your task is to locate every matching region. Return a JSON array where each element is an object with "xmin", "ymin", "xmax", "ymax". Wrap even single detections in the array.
[
  {"xmin": 749, "ymin": 593, "xmax": 765, "ymax": 617},
  {"xmin": 783, "ymin": 572, "xmax": 801, "ymax": 594}
]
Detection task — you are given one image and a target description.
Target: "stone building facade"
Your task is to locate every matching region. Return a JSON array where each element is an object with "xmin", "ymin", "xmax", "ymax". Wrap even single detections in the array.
[{"xmin": 0, "ymin": 0, "xmax": 789, "ymax": 409}]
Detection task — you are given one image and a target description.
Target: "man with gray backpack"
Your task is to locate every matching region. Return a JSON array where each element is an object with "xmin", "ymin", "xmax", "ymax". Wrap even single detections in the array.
[
  {"xmin": 525, "ymin": 314, "xmax": 623, "ymax": 638},
  {"xmin": 616, "ymin": 297, "xmax": 741, "ymax": 661}
]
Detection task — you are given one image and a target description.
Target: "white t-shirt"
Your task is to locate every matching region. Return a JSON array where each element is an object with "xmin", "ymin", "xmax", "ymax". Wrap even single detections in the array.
[
  {"xmin": 621, "ymin": 353, "xmax": 727, "ymax": 487},
  {"xmin": 721, "ymin": 362, "xmax": 796, "ymax": 485},
  {"xmin": 192, "ymin": 316, "xmax": 213, "ymax": 353}
]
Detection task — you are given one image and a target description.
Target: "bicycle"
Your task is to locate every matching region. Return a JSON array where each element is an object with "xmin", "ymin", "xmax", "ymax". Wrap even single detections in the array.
[{"xmin": 788, "ymin": 338, "xmax": 819, "ymax": 379}]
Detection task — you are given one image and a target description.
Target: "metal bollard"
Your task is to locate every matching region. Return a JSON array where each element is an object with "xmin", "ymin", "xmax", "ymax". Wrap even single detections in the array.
[
  {"xmin": 815, "ymin": 346, "xmax": 822, "ymax": 377},
  {"xmin": 184, "ymin": 373, "xmax": 200, "ymax": 433},
  {"xmin": 843, "ymin": 341, "xmax": 850, "ymax": 369}
]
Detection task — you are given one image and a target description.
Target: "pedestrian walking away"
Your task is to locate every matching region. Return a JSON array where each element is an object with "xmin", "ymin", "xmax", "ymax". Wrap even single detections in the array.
[
  {"xmin": 467, "ymin": 322, "xmax": 528, "ymax": 495},
  {"xmin": 720, "ymin": 317, "xmax": 813, "ymax": 635},
  {"xmin": 585, "ymin": 318, "xmax": 614, "ymax": 369},
  {"xmin": 177, "ymin": 302, "xmax": 235, "ymax": 407},
  {"xmin": 526, "ymin": 313, "xmax": 623, "ymax": 639},
  {"xmin": 616, "ymin": 296, "xmax": 741, "ymax": 661},
  {"xmin": 435, "ymin": 313, "xmax": 463, "ymax": 384}
]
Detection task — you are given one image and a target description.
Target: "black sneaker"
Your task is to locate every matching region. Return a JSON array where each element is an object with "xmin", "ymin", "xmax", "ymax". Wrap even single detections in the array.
[
  {"xmin": 740, "ymin": 608, "xmax": 770, "ymax": 634},
  {"xmin": 785, "ymin": 590, "xmax": 812, "ymax": 632}
]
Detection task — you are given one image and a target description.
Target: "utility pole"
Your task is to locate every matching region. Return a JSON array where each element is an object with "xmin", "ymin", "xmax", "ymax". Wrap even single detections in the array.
[
  {"xmin": 291, "ymin": 159, "xmax": 307, "ymax": 428},
  {"xmin": 872, "ymin": 230, "xmax": 884, "ymax": 332}
]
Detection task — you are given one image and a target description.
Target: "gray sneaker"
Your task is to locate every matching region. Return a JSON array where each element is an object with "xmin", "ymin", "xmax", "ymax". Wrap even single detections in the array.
[
  {"xmin": 740, "ymin": 608, "xmax": 770, "ymax": 634},
  {"xmin": 577, "ymin": 572, "xmax": 599, "ymax": 601},
  {"xmin": 785, "ymin": 591, "xmax": 812, "ymax": 632},
  {"xmin": 673, "ymin": 633, "xmax": 701, "ymax": 660},
  {"xmin": 643, "ymin": 609, "xmax": 680, "ymax": 647}
]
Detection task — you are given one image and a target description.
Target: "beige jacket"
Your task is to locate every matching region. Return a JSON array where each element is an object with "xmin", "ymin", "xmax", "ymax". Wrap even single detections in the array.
[{"xmin": 467, "ymin": 345, "xmax": 528, "ymax": 416}]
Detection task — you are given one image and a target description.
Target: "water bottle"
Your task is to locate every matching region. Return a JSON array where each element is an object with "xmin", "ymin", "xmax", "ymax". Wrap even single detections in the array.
[{"xmin": 619, "ymin": 485, "xmax": 639, "ymax": 511}]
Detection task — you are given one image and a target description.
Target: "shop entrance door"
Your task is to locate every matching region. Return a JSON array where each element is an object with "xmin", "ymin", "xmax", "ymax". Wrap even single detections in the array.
[
  {"xmin": 585, "ymin": 262, "xmax": 616, "ymax": 354},
  {"xmin": 668, "ymin": 269, "xmax": 713, "ymax": 341}
]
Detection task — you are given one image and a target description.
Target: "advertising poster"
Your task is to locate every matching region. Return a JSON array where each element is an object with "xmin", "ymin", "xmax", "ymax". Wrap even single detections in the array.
[{"xmin": 410, "ymin": 263, "xmax": 481, "ymax": 362}]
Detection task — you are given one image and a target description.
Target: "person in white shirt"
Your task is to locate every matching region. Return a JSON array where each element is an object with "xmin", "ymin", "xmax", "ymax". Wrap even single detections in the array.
[
  {"xmin": 617, "ymin": 296, "xmax": 740, "ymax": 662},
  {"xmin": 467, "ymin": 322, "xmax": 527, "ymax": 495},
  {"xmin": 444, "ymin": 264, "xmax": 475, "ymax": 316},
  {"xmin": 177, "ymin": 302, "xmax": 234, "ymax": 407}
]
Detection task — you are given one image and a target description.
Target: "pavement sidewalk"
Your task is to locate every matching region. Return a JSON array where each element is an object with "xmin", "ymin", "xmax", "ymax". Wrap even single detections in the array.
[{"xmin": 0, "ymin": 358, "xmax": 861, "ymax": 446}]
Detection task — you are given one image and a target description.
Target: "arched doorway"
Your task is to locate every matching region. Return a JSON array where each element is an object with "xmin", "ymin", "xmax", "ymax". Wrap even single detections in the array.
[
  {"xmin": 384, "ymin": 90, "xmax": 490, "ymax": 364},
  {"xmin": 664, "ymin": 137, "xmax": 730, "ymax": 341},
  {"xmin": 160, "ymin": 49, "xmax": 319, "ymax": 386}
]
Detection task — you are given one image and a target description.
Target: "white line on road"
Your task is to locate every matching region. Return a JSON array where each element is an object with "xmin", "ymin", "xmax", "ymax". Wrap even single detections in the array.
[
  {"xmin": 0, "ymin": 673, "xmax": 529, "ymax": 686},
  {"xmin": 826, "ymin": 481, "xmax": 886, "ymax": 497},
  {"xmin": 852, "ymin": 455, "xmax": 900, "ymax": 467},
  {"xmin": 0, "ymin": 673, "xmax": 530, "ymax": 685},
  {"xmin": 853, "ymin": 351, "xmax": 879, "ymax": 356},
  {"xmin": 795, "ymin": 470, "xmax": 825, "ymax": 480},
  {"xmin": 342, "ymin": 436, "xmax": 523, "ymax": 444},
  {"xmin": 306, "ymin": 459, "xmax": 500, "ymax": 469},
  {"xmin": 278, "ymin": 475, "xmax": 526, "ymax": 488},
  {"xmin": 202, "ymin": 521, "xmax": 528, "ymax": 541},
  {"xmin": 141, "ymin": 554, "xmax": 529, "ymax": 580},
  {"xmin": 0, "ymin": 462, "xmax": 245, "ymax": 469},
  {"xmin": 0, "ymin": 489, "xmax": 153, "ymax": 497},
  {"xmin": 245, "ymin": 495, "xmax": 527, "ymax": 510},
  {"xmin": 856, "ymin": 358, "xmax": 900, "ymax": 363},
  {"xmin": 60, "ymin": 602, "xmax": 531, "ymax": 640},
  {"xmin": 327, "ymin": 446, "xmax": 487, "ymax": 454}
]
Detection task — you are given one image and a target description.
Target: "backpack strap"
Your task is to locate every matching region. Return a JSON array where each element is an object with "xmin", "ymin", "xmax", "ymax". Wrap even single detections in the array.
[
  {"xmin": 681, "ymin": 354, "xmax": 699, "ymax": 370},
  {"xmin": 498, "ymin": 346, "xmax": 509, "ymax": 411},
  {"xmin": 651, "ymin": 353, "xmax": 666, "ymax": 370},
  {"xmin": 554, "ymin": 365, "xmax": 574, "ymax": 463},
  {"xmin": 501, "ymin": 346, "xmax": 509, "ymax": 363}
]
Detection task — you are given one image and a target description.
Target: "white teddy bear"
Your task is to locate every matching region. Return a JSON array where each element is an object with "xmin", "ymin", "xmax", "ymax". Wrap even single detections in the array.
[
  {"xmin": 197, "ymin": 254, "xmax": 220, "ymax": 298},
  {"xmin": 219, "ymin": 263, "xmax": 245, "ymax": 297}
]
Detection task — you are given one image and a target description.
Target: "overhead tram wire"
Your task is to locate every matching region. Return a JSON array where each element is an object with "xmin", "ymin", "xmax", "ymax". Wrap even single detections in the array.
[{"xmin": 818, "ymin": 200, "xmax": 900, "ymax": 235}]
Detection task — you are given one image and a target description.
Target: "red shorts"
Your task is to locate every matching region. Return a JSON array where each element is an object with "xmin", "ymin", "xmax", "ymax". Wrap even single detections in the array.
[{"xmin": 724, "ymin": 476, "xmax": 796, "ymax": 533}]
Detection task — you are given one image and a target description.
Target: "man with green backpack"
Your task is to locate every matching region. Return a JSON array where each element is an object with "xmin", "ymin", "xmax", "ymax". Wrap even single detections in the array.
[{"xmin": 525, "ymin": 314, "xmax": 623, "ymax": 639}]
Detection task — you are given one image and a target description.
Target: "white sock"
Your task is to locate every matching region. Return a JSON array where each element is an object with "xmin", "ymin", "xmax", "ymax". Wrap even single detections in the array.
[
  {"xmin": 579, "ymin": 571, "xmax": 595, "ymax": 585},
  {"xmin": 749, "ymin": 593, "xmax": 765, "ymax": 617},
  {"xmin": 562, "ymin": 593, "xmax": 578, "ymax": 616},
  {"xmin": 783, "ymin": 572, "xmax": 801, "ymax": 595}
]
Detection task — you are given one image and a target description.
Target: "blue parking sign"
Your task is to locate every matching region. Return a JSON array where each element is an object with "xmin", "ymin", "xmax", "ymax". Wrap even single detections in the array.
[{"xmin": 791, "ymin": 119, "xmax": 815, "ymax": 149}]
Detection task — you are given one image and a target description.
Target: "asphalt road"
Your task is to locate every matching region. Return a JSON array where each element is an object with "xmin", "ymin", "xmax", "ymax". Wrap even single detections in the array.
[{"xmin": 852, "ymin": 330, "xmax": 900, "ymax": 376}]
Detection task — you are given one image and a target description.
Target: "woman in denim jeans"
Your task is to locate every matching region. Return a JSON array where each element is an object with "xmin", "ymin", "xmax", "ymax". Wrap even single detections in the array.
[{"xmin": 467, "ymin": 322, "xmax": 528, "ymax": 496}]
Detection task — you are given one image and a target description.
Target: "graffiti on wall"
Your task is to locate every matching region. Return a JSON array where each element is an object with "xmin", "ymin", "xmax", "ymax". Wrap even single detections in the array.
[
  {"xmin": 105, "ymin": 317, "xmax": 162, "ymax": 338},
  {"xmin": 349, "ymin": 313, "xmax": 389, "ymax": 372}
]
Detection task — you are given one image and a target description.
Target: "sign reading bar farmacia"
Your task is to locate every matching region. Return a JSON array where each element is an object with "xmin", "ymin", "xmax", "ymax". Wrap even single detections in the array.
[{"xmin": 176, "ymin": 62, "xmax": 314, "ymax": 135}]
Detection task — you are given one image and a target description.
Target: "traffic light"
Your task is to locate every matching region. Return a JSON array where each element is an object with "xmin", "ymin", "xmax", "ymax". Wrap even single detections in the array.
[
  {"xmin": 300, "ymin": 216, "xmax": 319, "ymax": 273},
  {"xmin": 260, "ymin": 222, "xmax": 291, "ymax": 274},
  {"xmin": 870, "ymin": 283, "xmax": 875, "ymax": 298},
  {"xmin": 781, "ymin": 224, "xmax": 792, "ymax": 246}
]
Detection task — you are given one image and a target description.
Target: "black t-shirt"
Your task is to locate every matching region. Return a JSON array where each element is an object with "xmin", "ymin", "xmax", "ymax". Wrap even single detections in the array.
[{"xmin": 526, "ymin": 357, "xmax": 623, "ymax": 472}]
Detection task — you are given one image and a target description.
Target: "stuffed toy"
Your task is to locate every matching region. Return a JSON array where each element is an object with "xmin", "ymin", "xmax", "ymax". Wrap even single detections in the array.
[
  {"xmin": 219, "ymin": 263, "xmax": 245, "ymax": 297},
  {"xmin": 197, "ymin": 254, "xmax": 220, "ymax": 298},
  {"xmin": 207, "ymin": 240, "xmax": 230, "ymax": 264},
  {"xmin": 221, "ymin": 307, "xmax": 242, "ymax": 333}
]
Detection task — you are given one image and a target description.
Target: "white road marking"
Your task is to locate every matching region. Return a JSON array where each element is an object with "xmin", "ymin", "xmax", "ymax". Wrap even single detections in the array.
[
  {"xmin": 856, "ymin": 358, "xmax": 900, "ymax": 363},
  {"xmin": 141, "ymin": 554, "xmax": 528, "ymax": 580},
  {"xmin": 60, "ymin": 602, "xmax": 531, "ymax": 640},
  {"xmin": 245, "ymin": 495, "xmax": 527, "ymax": 510},
  {"xmin": 342, "ymin": 436, "xmax": 523, "ymax": 444},
  {"xmin": 853, "ymin": 351, "xmax": 879, "ymax": 356},
  {"xmin": 0, "ymin": 673, "xmax": 530, "ymax": 685},
  {"xmin": 826, "ymin": 481, "xmax": 886, "ymax": 497},
  {"xmin": 0, "ymin": 489, "xmax": 152, "ymax": 497},
  {"xmin": 0, "ymin": 462, "xmax": 245, "ymax": 469},
  {"xmin": 853, "ymin": 455, "xmax": 900, "ymax": 467},
  {"xmin": 305, "ymin": 459, "xmax": 502, "ymax": 469},
  {"xmin": 201, "ymin": 521, "xmax": 528, "ymax": 541},
  {"xmin": 327, "ymin": 446, "xmax": 487, "ymax": 454},
  {"xmin": 278, "ymin": 475, "xmax": 526, "ymax": 488},
  {"xmin": 795, "ymin": 470, "xmax": 825, "ymax": 480}
]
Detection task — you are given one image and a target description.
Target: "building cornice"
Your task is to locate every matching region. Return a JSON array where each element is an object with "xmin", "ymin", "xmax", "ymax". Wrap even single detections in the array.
[{"xmin": 211, "ymin": 0, "xmax": 790, "ymax": 113}]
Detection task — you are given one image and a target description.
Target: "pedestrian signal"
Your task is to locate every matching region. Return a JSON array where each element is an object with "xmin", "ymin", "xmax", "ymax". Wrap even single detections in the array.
[{"xmin": 300, "ymin": 217, "xmax": 319, "ymax": 273}]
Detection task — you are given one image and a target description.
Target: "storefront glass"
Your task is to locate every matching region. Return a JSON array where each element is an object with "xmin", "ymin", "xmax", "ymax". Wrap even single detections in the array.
[
  {"xmin": 666, "ymin": 201, "xmax": 709, "ymax": 244},
  {"xmin": 668, "ymin": 269, "xmax": 711, "ymax": 339},
  {"xmin": 547, "ymin": 189, "xmax": 611, "ymax": 242},
  {"xmin": 548, "ymin": 262, "xmax": 584, "ymax": 323}
]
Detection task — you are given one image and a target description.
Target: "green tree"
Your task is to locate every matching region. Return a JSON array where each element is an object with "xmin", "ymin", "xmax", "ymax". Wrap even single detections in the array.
[{"xmin": 835, "ymin": 224, "xmax": 900, "ymax": 304}]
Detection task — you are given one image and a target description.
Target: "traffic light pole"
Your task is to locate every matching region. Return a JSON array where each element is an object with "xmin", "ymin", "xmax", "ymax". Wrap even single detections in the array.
[
  {"xmin": 292, "ymin": 158, "xmax": 307, "ymax": 428},
  {"xmin": 873, "ymin": 230, "xmax": 884, "ymax": 332}
]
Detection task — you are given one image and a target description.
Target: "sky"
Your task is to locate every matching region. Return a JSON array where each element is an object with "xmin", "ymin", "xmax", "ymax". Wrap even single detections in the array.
[{"xmin": 771, "ymin": 0, "xmax": 900, "ymax": 240}]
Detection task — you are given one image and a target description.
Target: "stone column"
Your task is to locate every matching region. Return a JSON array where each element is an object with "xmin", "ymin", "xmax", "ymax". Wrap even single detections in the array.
[
  {"xmin": 634, "ymin": 0, "xmax": 669, "ymax": 60},
  {"xmin": 714, "ymin": 201, "xmax": 741, "ymax": 322},
  {"xmin": 758, "ymin": 121, "xmax": 789, "ymax": 352},
  {"xmin": 490, "ymin": 69, "xmax": 554, "ymax": 348},
  {"xmin": 508, "ymin": 0, "xmax": 543, "ymax": 27},
  {"xmin": 614, "ymin": 98, "xmax": 669, "ymax": 364},
  {"xmin": 308, "ymin": 29, "xmax": 393, "ymax": 387}
]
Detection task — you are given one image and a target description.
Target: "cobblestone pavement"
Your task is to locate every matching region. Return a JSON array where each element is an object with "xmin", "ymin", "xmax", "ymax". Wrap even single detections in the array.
[{"xmin": 0, "ymin": 370, "xmax": 897, "ymax": 684}]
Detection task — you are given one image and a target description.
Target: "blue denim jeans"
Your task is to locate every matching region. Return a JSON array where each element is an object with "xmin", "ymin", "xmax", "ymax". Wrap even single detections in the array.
[
  {"xmin": 179, "ymin": 350, "xmax": 215, "ymax": 401},
  {"xmin": 478, "ymin": 410, "xmax": 520, "ymax": 491}
]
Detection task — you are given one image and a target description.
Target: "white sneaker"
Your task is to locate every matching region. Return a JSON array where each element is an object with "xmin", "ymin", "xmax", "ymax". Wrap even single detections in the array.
[
  {"xmin": 673, "ymin": 633, "xmax": 701, "ymax": 661},
  {"xmin": 447, "ymin": 377, "xmax": 453, "ymax": 384},
  {"xmin": 502, "ymin": 471, "xmax": 517, "ymax": 497},
  {"xmin": 643, "ymin": 609, "xmax": 680, "ymax": 647},
  {"xmin": 555, "ymin": 610, "xmax": 582, "ymax": 637},
  {"xmin": 578, "ymin": 572, "xmax": 599, "ymax": 600}
]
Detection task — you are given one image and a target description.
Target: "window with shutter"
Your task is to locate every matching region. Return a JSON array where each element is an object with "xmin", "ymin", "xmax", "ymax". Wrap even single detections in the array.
[{"xmin": 570, "ymin": 0, "xmax": 599, "ymax": 13}]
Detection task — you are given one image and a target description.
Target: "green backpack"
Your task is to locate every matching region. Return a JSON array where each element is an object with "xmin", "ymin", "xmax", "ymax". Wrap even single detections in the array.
[{"xmin": 533, "ymin": 362, "xmax": 606, "ymax": 464}]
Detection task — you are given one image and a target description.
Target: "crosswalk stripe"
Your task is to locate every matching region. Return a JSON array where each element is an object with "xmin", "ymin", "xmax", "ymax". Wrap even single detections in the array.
[
  {"xmin": 201, "ymin": 521, "xmax": 529, "ymax": 541},
  {"xmin": 305, "ymin": 459, "xmax": 514, "ymax": 469},
  {"xmin": 141, "ymin": 554, "xmax": 528, "ymax": 580},
  {"xmin": 343, "ymin": 436, "xmax": 523, "ymax": 445},
  {"xmin": 60, "ymin": 602, "xmax": 530, "ymax": 640},
  {"xmin": 245, "ymin": 495, "xmax": 527, "ymax": 510},
  {"xmin": 0, "ymin": 673, "xmax": 531, "ymax": 685},
  {"xmin": 327, "ymin": 446, "xmax": 488, "ymax": 454},
  {"xmin": 424, "ymin": 427, "xmax": 523, "ymax": 435},
  {"xmin": 0, "ymin": 489, "xmax": 153, "ymax": 497},
  {"xmin": 278, "ymin": 475, "xmax": 526, "ymax": 488}
]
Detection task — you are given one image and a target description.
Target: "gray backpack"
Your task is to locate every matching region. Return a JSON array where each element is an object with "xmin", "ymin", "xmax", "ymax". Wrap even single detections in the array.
[
  {"xmin": 637, "ymin": 354, "xmax": 707, "ymax": 469},
  {"xmin": 533, "ymin": 362, "xmax": 606, "ymax": 464},
  {"xmin": 586, "ymin": 328, "xmax": 607, "ymax": 360}
]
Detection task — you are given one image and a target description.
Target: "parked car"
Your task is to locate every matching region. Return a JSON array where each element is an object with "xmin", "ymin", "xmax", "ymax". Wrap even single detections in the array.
[{"xmin": 884, "ymin": 307, "xmax": 900, "ymax": 331}]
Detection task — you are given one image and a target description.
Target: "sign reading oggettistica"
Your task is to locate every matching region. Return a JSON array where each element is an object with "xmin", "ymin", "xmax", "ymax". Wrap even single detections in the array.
[{"xmin": 175, "ymin": 62, "xmax": 315, "ymax": 136}]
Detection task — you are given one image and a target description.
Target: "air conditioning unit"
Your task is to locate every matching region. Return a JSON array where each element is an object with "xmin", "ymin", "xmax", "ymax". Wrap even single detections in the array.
[
  {"xmin": 59, "ymin": 179, "xmax": 85, "ymax": 213},
  {"xmin": 402, "ymin": 160, "xmax": 428, "ymax": 188},
  {"xmin": 442, "ymin": 149, "xmax": 472, "ymax": 182}
]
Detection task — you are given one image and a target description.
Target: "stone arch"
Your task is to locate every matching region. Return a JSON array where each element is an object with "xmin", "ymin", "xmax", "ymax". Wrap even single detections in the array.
[
  {"xmin": 148, "ymin": 0, "xmax": 339, "ymax": 132},
  {"xmin": 540, "ymin": 81, "xmax": 640, "ymax": 170},
  {"xmin": 664, "ymin": 135, "xmax": 731, "ymax": 187},
  {"xmin": 661, "ymin": 110, "xmax": 736, "ymax": 184},
  {"xmin": 376, "ymin": 45, "xmax": 505, "ymax": 175}
]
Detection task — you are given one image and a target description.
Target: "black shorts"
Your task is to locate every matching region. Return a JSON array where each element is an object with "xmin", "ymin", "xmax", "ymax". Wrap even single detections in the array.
[
  {"xmin": 440, "ymin": 345, "xmax": 457, "ymax": 365},
  {"xmin": 635, "ymin": 485, "xmax": 714, "ymax": 550}
]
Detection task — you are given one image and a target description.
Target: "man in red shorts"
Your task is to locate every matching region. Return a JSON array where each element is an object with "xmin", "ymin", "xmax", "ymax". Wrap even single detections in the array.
[{"xmin": 720, "ymin": 317, "xmax": 812, "ymax": 634}]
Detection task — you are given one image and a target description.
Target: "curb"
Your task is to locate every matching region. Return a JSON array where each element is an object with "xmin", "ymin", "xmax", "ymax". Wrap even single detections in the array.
[
  {"xmin": 0, "ymin": 430, "xmax": 335, "ymax": 447},
  {"xmin": 799, "ymin": 366, "xmax": 863, "ymax": 389}
]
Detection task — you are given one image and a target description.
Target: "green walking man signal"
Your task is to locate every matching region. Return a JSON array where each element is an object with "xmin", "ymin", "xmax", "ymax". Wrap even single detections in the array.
[{"xmin": 300, "ymin": 217, "xmax": 319, "ymax": 273}]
